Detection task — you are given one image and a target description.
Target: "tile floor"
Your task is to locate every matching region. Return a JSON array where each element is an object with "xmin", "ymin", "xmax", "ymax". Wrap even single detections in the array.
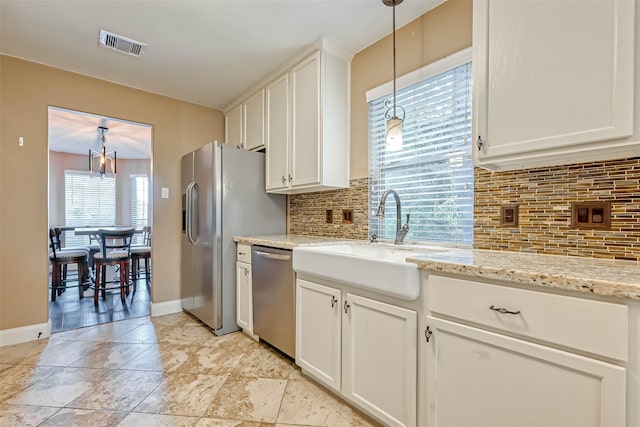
[{"xmin": 0, "ymin": 312, "xmax": 380, "ymax": 426}]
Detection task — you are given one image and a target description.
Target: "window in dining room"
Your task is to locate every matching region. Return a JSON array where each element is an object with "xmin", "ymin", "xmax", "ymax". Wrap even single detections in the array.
[
  {"xmin": 131, "ymin": 174, "xmax": 149, "ymax": 244},
  {"xmin": 64, "ymin": 170, "xmax": 116, "ymax": 247}
]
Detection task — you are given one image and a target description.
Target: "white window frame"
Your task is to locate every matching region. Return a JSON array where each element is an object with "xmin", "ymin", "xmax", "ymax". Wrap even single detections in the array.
[
  {"xmin": 368, "ymin": 47, "xmax": 474, "ymax": 245},
  {"xmin": 130, "ymin": 173, "xmax": 149, "ymax": 245}
]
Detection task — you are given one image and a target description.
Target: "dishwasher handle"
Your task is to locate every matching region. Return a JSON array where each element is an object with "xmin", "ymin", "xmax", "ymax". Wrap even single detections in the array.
[{"xmin": 254, "ymin": 250, "xmax": 292, "ymax": 261}]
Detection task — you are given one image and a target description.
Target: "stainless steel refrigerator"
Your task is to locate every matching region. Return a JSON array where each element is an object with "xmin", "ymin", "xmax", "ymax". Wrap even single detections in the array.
[{"xmin": 181, "ymin": 141, "xmax": 286, "ymax": 335}]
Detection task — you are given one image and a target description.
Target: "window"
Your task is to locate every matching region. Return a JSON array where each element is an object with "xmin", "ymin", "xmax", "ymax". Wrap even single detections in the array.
[
  {"xmin": 368, "ymin": 49, "xmax": 474, "ymax": 244},
  {"xmin": 130, "ymin": 174, "xmax": 149, "ymax": 244},
  {"xmin": 64, "ymin": 170, "xmax": 116, "ymax": 247}
]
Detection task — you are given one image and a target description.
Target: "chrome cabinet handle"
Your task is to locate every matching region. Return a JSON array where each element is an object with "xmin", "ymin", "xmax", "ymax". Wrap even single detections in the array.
[
  {"xmin": 343, "ymin": 301, "xmax": 350, "ymax": 314},
  {"xmin": 244, "ymin": 268, "xmax": 249, "ymax": 276},
  {"xmin": 254, "ymin": 250, "xmax": 291, "ymax": 261},
  {"xmin": 489, "ymin": 305, "xmax": 521, "ymax": 315},
  {"xmin": 477, "ymin": 135, "xmax": 484, "ymax": 151},
  {"xmin": 330, "ymin": 296, "xmax": 338, "ymax": 308},
  {"xmin": 425, "ymin": 326, "xmax": 433, "ymax": 343},
  {"xmin": 281, "ymin": 175, "xmax": 286, "ymax": 184},
  {"xmin": 288, "ymin": 174, "xmax": 292, "ymax": 182}
]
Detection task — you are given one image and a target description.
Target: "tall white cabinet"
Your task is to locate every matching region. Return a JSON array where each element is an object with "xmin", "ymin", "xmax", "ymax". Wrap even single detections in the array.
[
  {"xmin": 235, "ymin": 244, "xmax": 255, "ymax": 337},
  {"xmin": 296, "ymin": 279, "xmax": 417, "ymax": 427},
  {"xmin": 225, "ymin": 89, "xmax": 265, "ymax": 151},
  {"xmin": 265, "ymin": 44, "xmax": 350, "ymax": 194},
  {"xmin": 473, "ymin": 0, "xmax": 637, "ymax": 170}
]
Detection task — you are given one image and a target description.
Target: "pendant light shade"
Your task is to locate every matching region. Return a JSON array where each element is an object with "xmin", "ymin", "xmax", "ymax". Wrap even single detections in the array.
[{"xmin": 383, "ymin": 0, "xmax": 404, "ymax": 151}]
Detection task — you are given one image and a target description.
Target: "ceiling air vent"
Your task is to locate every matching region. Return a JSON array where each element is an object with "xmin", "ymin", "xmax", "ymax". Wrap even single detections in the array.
[{"xmin": 99, "ymin": 30, "xmax": 146, "ymax": 57}]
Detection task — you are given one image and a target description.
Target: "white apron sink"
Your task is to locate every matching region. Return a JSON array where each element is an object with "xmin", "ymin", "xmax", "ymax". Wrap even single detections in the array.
[{"xmin": 293, "ymin": 244, "xmax": 439, "ymax": 301}]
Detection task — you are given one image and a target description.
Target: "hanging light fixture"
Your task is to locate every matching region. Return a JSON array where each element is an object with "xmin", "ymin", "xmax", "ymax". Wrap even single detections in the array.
[
  {"xmin": 89, "ymin": 126, "xmax": 117, "ymax": 178},
  {"xmin": 383, "ymin": 0, "xmax": 405, "ymax": 151}
]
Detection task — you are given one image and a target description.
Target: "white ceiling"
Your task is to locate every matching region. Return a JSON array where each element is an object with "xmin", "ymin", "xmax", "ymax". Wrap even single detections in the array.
[
  {"xmin": 0, "ymin": 0, "xmax": 441, "ymax": 110},
  {"xmin": 48, "ymin": 107, "xmax": 152, "ymax": 159},
  {"xmin": 5, "ymin": 0, "xmax": 441, "ymax": 158}
]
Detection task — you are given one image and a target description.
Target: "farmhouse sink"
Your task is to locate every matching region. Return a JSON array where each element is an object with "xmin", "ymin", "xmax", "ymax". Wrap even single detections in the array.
[{"xmin": 293, "ymin": 244, "xmax": 441, "ymax": 301}]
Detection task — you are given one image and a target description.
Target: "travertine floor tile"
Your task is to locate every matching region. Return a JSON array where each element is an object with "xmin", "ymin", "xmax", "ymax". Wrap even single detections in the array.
[
  {"xmin": 70, "ymin": 342, "xmax": 150, "ymax": 369},
  {"xmin": 67, "ymin": 369, "xmax": 163, "ymax": 411},
  {"xmin": 38, "ymin": 408, "xmax": 127, "ymax": 426},
  {"xmin": 135, "ymin": 372, "xmax": 227, "ymax": 416},
  {"xmin": 119, "ymin": 412, "xmax": 199, "ymax": 426},
  {"xmin": 0, "ymin": 364, "xmax": 59, "ymax": 403},
  {"xmin": 151, "ymin": 312, "xmax": 193, "ymax": 328},
  {"xmin": 0, "ymin": 340, "xmax": 49, "ymax": 364},
  {"xmin": 7, "ymin": 367, "xmax": 108, "ymax": 407},
  {"xmin": 233, "ymin": 344, "xmax": 302, "ymax": 380},
  {"xmin": 123, "ymin": 343, "xmax": 193, "ymax": 373},
  {"xmin": 112, "ymin": 323, "xmax": 160, "ymax": 344},
  {"xmin": 197, "ymin": 418, "xmax": 276, "ymax": 426},
  {"xmin": 276, "ymin": 379, "xmax": 379, "ymax": 427},
  {"xmin": 0, "ymin": 403, "xmax": 59, "ymax": 427},
  {"xmin": 204, "ymin": 376, "xmax": 287, "ymax": 423},
  {"xmin": 158, "ymin": 325, "xmax": 216, "ymax": 346},
  {"xmin": 174, "ymin": 340, "xmax": 252, "ymax": 376},
  {"xmin": 67, "ymin": 322, "xmax": 142, "ymax": 342},
  {"xmin": 23, "ymin": 340, "xmax": 104, "ymax": 367},
  {"xmin": 200, "ymin": 330, "xmax": 256, "ymax": 348}
]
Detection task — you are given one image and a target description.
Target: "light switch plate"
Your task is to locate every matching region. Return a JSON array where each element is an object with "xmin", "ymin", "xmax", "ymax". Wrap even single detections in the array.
[{"xmin": 161, "ymin": 187, "xmax": 169, "ymax": 199}]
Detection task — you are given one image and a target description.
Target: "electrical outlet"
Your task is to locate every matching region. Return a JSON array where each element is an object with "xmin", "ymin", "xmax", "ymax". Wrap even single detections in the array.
[
  {"xmin": 500, "ymin": 204, "xmax": 518, "ymax": 227},
  {"xmin": 571, "ymin": 202, "xmax": 611, "ymax": 230},
  {"xmin": 342, "ymin": 209, "xmax": 354, "ymax": 224}
]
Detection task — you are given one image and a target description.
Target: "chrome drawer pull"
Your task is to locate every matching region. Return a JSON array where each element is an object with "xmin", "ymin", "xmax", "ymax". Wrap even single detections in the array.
[
  {"xmin": 489, "ymin": 305, "xmax": 521, "ymax": 315},
  {"xmin": 330, "ymin": 296, "xmax": 338, "ymax": 308}
]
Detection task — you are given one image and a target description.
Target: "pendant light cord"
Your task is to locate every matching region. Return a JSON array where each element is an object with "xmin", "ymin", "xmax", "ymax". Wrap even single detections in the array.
[{"xmin": 392, "ymin": 1, "xmax": 397, "ymax": 118}]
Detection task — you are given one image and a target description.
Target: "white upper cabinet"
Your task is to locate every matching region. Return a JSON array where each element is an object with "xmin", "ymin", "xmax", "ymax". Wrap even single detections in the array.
[
  {"xmin": 243, "ymin": 89, "xmax": 265, "ymax": 151},
  {"xmin": 225, "ymin": 103, "xmax": 243, "ymax": 148},
  {"xmin": 266, "ymin": 43, "xmax": 350, "ymax": 194},
  {"xmin": 225, "ymin": 89, "xmax": 265, "ymax": 151},
  {"xmin": 474, "ymin": 0, "xmax": 637, "ymax": 170}
]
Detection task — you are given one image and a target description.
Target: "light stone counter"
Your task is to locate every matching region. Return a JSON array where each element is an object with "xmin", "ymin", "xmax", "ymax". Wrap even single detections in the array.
[
  {"xmin": 233, "ymin": 234, "xmax": 356, "ymax": 250},
  {"xmin": 406, "ymin": 249, "xmax": 640, "ymax": 300}
]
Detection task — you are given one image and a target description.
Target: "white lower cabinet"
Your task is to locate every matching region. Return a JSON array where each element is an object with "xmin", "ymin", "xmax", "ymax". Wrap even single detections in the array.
[
  {"xmin": 296, "ymin": 279, "xmax": 417, "ymax": 427},
  {"xmin": 236, "ymin": 244, "xmax": 255, "ymax": 337},
  {"xmin": 425, "ymin": 275, "xmax": 628, "ymax": 427}
]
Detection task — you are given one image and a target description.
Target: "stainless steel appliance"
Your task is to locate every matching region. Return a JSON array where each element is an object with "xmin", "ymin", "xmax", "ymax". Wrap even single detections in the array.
[
  {"xmin": 252, "ymin": 245, "xmax": 295, "ymax": 358},
  {"xmin": 181, "ymin": 141, "xmax": 286, "ymax": 335}
]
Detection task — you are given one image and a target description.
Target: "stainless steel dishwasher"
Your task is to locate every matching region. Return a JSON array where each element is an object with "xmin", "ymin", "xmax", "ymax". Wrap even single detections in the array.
[{"xmin": 252, "ymin": 245, "xmax": 295, "ymax": 358}]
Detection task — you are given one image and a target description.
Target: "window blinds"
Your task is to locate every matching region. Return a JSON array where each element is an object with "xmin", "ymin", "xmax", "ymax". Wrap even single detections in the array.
[
  {"xmin": 64, "ymin": 170, "xmax": 116, "ymax": 247},
  {"xmin": 130, "ymin": 175, "xmax": 149, "ymax": 245},
  {"xmin": 368, "ymin": 61, "xmax": 474, "ymax": 244}
]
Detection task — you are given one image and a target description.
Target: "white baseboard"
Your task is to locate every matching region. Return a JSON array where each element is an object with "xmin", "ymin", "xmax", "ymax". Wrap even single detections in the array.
[
  {"xmin": 0, "ymin": 320, "xmax": 52, "ymax": 347},
  {"xmin": 150, "ymin": 299, "xmax": 183, "ymax": 317}
]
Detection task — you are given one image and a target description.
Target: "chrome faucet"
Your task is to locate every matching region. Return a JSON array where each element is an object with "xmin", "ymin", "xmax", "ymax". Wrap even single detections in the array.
[{"xmin": 375, "ymin": 189, "xmax": 410, "ymax": 244}]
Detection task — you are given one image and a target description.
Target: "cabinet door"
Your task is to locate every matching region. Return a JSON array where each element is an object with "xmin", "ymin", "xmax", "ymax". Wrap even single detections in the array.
[
  {"xmin": 290, "ymin": 51, "xmax": 321, "ymax": 188},
  {"xmin": 296, "ymin": 279, "xmax": 341, "ymax": 392},
  {"xmin": 265, "ymin": 74, "xmax": 290, "ymax": 191},
  {"xmin": 236, "ymin": 261, "xmax": 252, "ymax": 333},
  {"xmin": 426, "ymin": 316, "xmax": 626, "ymax": 427},
  {"xmin": 343, "ymin": 293, "xmax": 417, "ymax": 427},
  {"xmin": 474, "ymin": 0, "xmax": 635, "ymax": 165},
  {"xmin": 225, "ymin": 103, "xmax": 243, "ymax": 148},
  {"xmin": 244, "ymin": 89, "xmax": 265, "ymax": 151}
]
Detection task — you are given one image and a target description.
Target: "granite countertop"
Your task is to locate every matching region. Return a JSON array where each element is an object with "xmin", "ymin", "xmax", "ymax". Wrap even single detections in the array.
[
  {"xmin": 406, "ymin": 249, "xmax": 640, "ymax": 300},
  {"xmin": 234, "ymin": 234, "xmax": 640, "ymax": 300},
  {"xmin": 234, "ymin": 234, "xmax": 355, "ymax": 250}
]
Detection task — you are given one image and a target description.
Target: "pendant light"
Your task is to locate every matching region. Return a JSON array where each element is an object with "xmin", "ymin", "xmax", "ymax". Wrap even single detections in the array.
[
  {"xmin": 383, "ymin": 0, "xmax": 405, "ymax": 151},
  {"xmin": 89, "ymin": 126, "xmax": 117, "ymax": 178}
]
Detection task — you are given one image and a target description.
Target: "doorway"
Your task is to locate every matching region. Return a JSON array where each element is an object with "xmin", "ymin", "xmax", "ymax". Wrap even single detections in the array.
[{"xmin": 47, "ymin": 107, "xmax": 153, "ymax": 332}]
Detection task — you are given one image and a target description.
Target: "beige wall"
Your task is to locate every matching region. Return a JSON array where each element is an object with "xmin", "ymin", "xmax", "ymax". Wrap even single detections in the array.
[
  {"xmin": 0, "ymin": 55, "xmax": 224, "ymax": 331},
  {"xmin": 350, "ymin": 0, "xmax": 472, "ymax": 179},
  {"xmin": 48, "ymin": 152, "xmax": 151, "ymax": 227}
]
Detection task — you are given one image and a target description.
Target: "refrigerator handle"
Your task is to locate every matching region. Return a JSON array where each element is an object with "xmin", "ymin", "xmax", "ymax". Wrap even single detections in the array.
[{"xmin": 186, "ymin": 182, "xmax": 197, "ymax": 245}]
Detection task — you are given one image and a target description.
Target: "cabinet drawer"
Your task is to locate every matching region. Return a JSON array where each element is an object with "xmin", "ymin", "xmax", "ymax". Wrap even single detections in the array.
[
  {"xmin": 237, "ymin": 244, "xmax": 251, "ymax": 263},
  {"xmin": 427, "ymin": 275, "xmax": 628, "ymax": 361}
]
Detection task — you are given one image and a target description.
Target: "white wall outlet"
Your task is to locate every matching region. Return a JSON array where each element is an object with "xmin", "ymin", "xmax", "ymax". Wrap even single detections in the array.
[
  {"xmin": 18, "ymin": 137, "xmax": 24, "ymax": 147},
  {"xmin": 161, "ymin": 187, "xmax": 169, "ymax": 199}
]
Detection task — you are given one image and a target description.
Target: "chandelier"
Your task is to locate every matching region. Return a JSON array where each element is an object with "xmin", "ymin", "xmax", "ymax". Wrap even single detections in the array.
[{"xmin": 89, "ymin": 126, "xmax": 116, "ymax": 178}]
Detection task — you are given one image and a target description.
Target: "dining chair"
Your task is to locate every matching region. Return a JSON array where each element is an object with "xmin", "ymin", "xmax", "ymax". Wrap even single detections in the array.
[
  {"xmin": 48, "ymin": 228, "xmax": 89, "ymax": 301},
  {"xmin": 130, "ymin": 226, "xmax": 151, "ymax": 290},
  {"xmin": 93, "ymin": 228, "xmax": 135, "ymax": 304}
]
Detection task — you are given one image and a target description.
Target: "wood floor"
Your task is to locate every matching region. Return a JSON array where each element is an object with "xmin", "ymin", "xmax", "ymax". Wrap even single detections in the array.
[{"xmin": 48, "ymin": 273, "xmax": 150, "ymax": 333}]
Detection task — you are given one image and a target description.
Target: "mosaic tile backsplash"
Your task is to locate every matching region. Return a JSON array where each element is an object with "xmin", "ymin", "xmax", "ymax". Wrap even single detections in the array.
[
  {"xmin": 288, "ymin": 158, "xmax": 640, "ymax": 261},
  {"xmin": 289, "ymin": 178, "xmax": 370, "ymax": 240},
  {"xmin": 474, "ymin": 158, "xmax": 640, "ymax": 261}
]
